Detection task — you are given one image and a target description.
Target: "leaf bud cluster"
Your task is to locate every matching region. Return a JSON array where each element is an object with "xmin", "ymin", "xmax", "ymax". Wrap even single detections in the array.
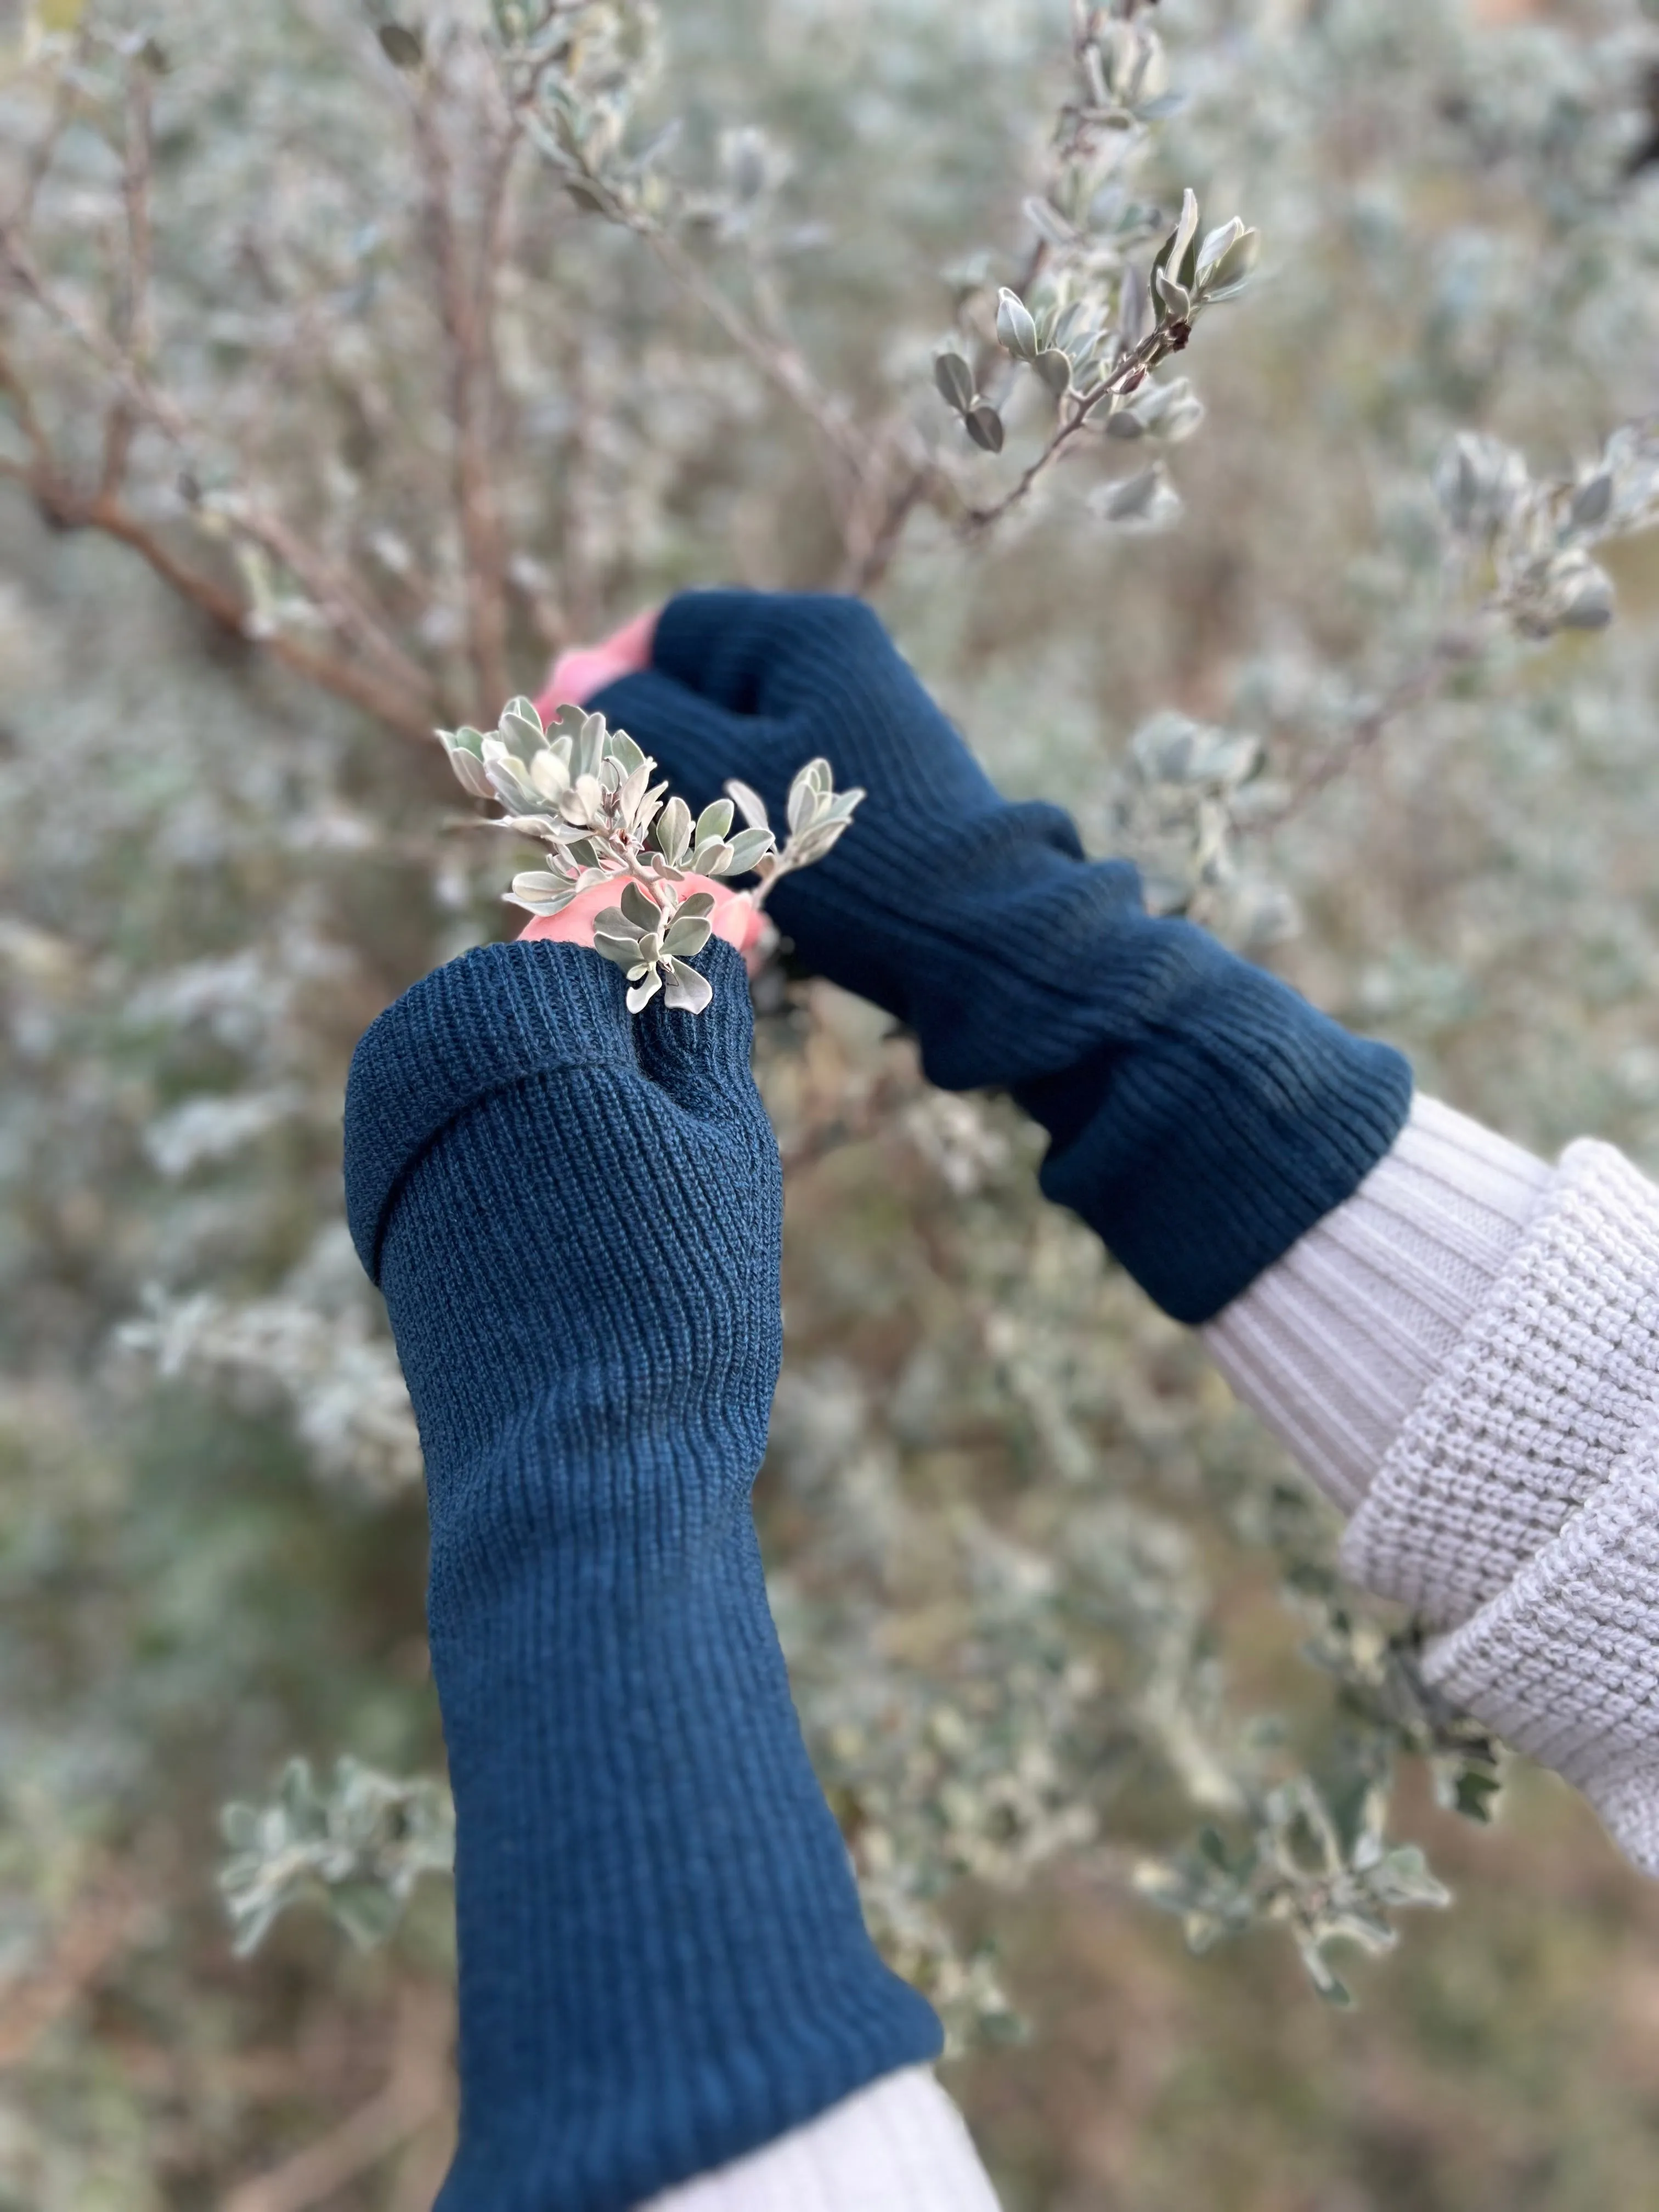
[{"xmin": 437, "ymin": 696, "xmax": 864, "ymax": 1013}]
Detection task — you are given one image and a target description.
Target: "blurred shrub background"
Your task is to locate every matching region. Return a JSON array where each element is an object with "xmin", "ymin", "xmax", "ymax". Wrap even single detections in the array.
[{"xmin": 4, "ymin": 1, "xmax": 1659, "ymax": 2206}]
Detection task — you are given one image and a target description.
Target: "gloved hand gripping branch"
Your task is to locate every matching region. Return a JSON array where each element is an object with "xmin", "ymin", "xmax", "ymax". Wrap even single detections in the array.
[{"xmin": 593, "ymin": 591, "xmax": 1411, "ymax": 1325}]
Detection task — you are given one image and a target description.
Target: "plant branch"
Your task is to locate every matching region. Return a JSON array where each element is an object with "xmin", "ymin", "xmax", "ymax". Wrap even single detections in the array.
[
  {"xmin": 963, "ymin": 321, "xmax": 1178, "ymax": 535},
  {"xmin": 635, "ymin": 211, "xmax": 865, "ymax": 481},
  {"xmin": 0, "ymin": 340, "xmax": 53, "ymax": 478},
  {"xmin": 0, "ymin": 1864, "xmax": 146, "ymax": 2069},
  {"xmin": 778, "ymin": 1065, "xmax": 916, "ymax": 1180},
  {"xmin": 1, "ymin": 220, "xmax": 436, "ymax": 706},
  {"xmin": 98, "ymin": 52, "xmax": 154, "ymax": 500},
  {"xmin": 223, "ymin": 1987, "xmax": 453, "ymax": 2212},
  {"xmin": 0, "ymin": 403, "xmax": 438, "ymax": 741},
  {"xmin": 554, "ymin": 316, "xmax": 601, "ymax": 642},
  {"xmin": 413, "ymin": 64, "xmax": 512, "ymax": 719},
  {"xmin": 1242, "ymin": 625, "xmax": 1492, "ymax": 835},
  {"xmin": 840, "ymin": 239, "xmax": 1051, "ymax": 593},
  {"xmin": 99, "ymin": 497, "xmax": 442, "ymax": 739},
  {"xmin": 563, "ymin": 155, "xmax": 889, "ymax": 546},
  {"xmin": 837, "ymin": 443, "xmax": 936, "ymax": 594},
  {"xmin": 6, "ymin": 24, "xmax": 88, "ymax": 240}
]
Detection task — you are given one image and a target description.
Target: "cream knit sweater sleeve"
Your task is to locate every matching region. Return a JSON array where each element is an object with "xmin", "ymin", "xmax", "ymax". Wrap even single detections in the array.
[{"xmin": 1207, "ymin": 1095, "xmax": 1659, "ymax": 1875}]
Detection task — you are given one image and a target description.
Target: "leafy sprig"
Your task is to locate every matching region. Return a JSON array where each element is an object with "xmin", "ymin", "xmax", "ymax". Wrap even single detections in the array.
[
  {"xmin": 1435, "ymin": 421, "xmax": 1659, "ymax": 641},
  {"xmin": 438, "ymin": 697, "xmax": 864, "ymax": 1013},
  {"xmin": 219, "ymin": 1756, "xmax": 454, "ymax": 1956}
]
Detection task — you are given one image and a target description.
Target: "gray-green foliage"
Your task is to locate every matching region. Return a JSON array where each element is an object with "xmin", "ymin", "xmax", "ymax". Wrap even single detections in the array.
[
  {"xmin": 220, "ymin": 1756, "xmax": 455, "ymax": 1957},
  {"xmin": 5, "ymin": 0, "xmax": 1659, "ymax": 2199},
  {"xmin": 441, "ymin": 692, "xmax": 860, "ymax": 1011}
]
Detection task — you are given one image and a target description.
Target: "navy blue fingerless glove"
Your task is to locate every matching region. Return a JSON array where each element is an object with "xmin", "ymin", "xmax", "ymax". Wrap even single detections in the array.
[
  {"xmin": 344, "ymin": 938, "xmax": 939, "ymax": 2212},
  {"xmin": 592, "ymin": 591, "xmax": 1412, "ymax": 1324}
]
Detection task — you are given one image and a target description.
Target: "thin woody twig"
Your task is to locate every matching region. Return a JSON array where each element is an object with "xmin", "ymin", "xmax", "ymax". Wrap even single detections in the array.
[
  {"xmin": 565, "ymin": 158, "xmax": 883, "ymax": 511},
  {"xmin": 99, "ymin": 54, "xmax": 153, "ymax": 500},
  {"xmin": 6, "ymin": 24, "xmax": 89, "ymax": 241},
  {"xmin": 0, "ymin": 25, "xmax": 466, "ymax": 743},
  {"xmin": 556, "ymin": 320, "xmax": 601, "ymax": 643},
  {"xmin": 565, "ymin": 168, "xmax": 915, "ymax": 576},
  {"xmin": 92, "ymin": 493, "xmax": 441, "ymax": 738},
  {"xmin": 962, "ymin": 321, "xmax": 1179, "ymax": 536},
  {"xmin": 0, "ymin": 1866, "xmax": 146, "ymax": 2071},
  {"xmin": 2, "ymin": 452, "xmax": 439, "ymax": 738},
  {"xmin": 1242, "ymin": 627, "xmax": 1491, "ymax": 836},
  {"xmin": 840, "ymin": 238, "xmax": 1051, "ymax": 592},
  {"xmin": 637, "ymin": 213, "xmax": 866, "ymax": 482},
  {"xmin": 0, "ymin": 344, "xmax": 53, "ymax": 477},
  {"xmin": 414, "ymin": 65, "xmax": 512, "ymax": 719},
  {"xmin": 779, "ymin": 1066, "xmax": 916, "ymax": 1180},
  {"xmin": 535, "ymin": 127, "xmax": 902, "ymax": 570},
  {"xmin": 61, "ymin": 60, "xmax": 407, "ymax": 689},
  {"xmin": 6, "ymin": 178, "xmax": 438, "ymax": 676},
  {"xmin": 838, "ymin": 446, "xmax": 936, "ymax": 595},
  {"xmin": 222, "ymin": 1987, "xmax": 454, "ymax": 2212},
  {"xmin": 0, "ymin": 393, "xmax": 439, "ymax": 743},
  {"xmin": 2, "ymin": 219, "xmax": 191, "ymax": 438},
  {"xmin": 218, "ymin": 497, "xmax": 438, "ymax": 698},
  {"xmin": 476, "ymin": 36, "xmax": 549, "ymax": 324}
]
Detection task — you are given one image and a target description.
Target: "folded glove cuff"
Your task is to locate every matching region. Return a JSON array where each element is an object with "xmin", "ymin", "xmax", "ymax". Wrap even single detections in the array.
[{"xmin": 345, "ymin": 941, "xmax": 644, "ymax": 1283}]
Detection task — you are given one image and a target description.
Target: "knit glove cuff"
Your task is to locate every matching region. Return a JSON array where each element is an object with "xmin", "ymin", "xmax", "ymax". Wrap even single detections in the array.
[{"xmin": 345, "ymin": 938, "xmax": 631, "ymax": 1284}]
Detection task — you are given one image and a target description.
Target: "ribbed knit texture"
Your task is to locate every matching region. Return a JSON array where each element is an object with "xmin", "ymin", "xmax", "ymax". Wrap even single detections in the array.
[
  {"xmin": 643, "ymin": 2065, "xmax": 1003, "ymax": 2211},
  {"xmin": 1205, "ymin": 1096, "xmax": 1552, "ymax": 1511},
  {"xmin": 343, "ymin": 938, "xmax": 940, "ymax": 2212},
  {"xmin": 591, "ymin": 590, "xmax": 1412, "ymax": 1324},
  {"xmin": 1341, "ymin": 1138, "xmax": 1659, "ymax": 1629},
  {"xmin": 1423, "ymin": 1432, "xmax": 1659, "ymax": 1872},
  {"xmin": 1211, "ymin": 1105, "xmax": 1659, "ymax": 1876},
  {"xmin": 1382, "ymin": 1140, "xmax": 1659, "ymax": 1872}
]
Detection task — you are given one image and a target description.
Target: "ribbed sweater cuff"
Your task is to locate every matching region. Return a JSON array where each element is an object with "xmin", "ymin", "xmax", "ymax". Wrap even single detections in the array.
[
  {"xmin": 1018, "ymin": 977, "xmax": 1412, "ymax": 1325},
  {"xmin": 1205, "ymin": 1096, "xmax": 1551, "ymax": 1511},
  {"xmin": 1341, "ymin": 1136, "xmax": 1659, "ymax": 1626},
  {"xmin": 1208, "ymin": 1107, "xmax": 1659, "ymax": 1875}
]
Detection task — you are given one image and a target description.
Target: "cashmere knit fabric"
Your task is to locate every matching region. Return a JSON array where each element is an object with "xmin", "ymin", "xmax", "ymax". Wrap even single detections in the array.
[
  {"xmin": 643, "ymin": 2065, "xmax": 1003, "ymax": 2212},
  {"xmin": 343, "ymin": 939, "xmax": 940, "ymax": 2212},
  {"xmin": 1348, "ymin": 1136, "xmax": 1659, "ymax": 1872},
  {"xmin": 1424, "ymin": 1435, "xmax": 1659, "ymax": 1872},
  {"xmin": 1211, "ymin": 1102, "xmax": 1659, "ymax": 1875},
  {"xmin": 1205, "ymin": 1096, "xmax": 1553, "ymax": 1511},
  {"xmin": 1341, "ymin": 1137, "xmax": 1659, "ymax": 1626},
  {"xmin": 591, "ymin": 590, "xmax": 1412, "ymax": 1324}
]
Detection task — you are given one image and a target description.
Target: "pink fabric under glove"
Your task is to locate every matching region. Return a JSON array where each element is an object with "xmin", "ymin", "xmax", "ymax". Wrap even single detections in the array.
[
  {"xmin": 520, "ymin": 608, "xmax": 769, "ymax": 970},
  {"xmin": 518, "ymin": 871, "xmax": 769, "ymax": 965},
  {"xmin": 535, "ymin": 605, "xmax": 659, "ymax": 721}
]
